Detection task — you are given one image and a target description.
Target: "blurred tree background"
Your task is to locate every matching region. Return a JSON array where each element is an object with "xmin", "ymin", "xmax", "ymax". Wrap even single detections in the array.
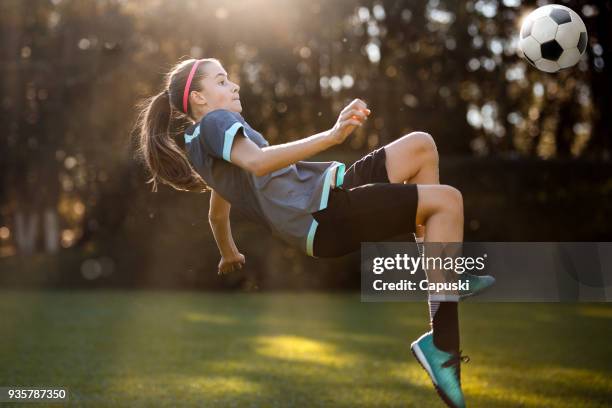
[{"xmin": 0, "ymin": 0, "xmax": 610, "ymax": 289}]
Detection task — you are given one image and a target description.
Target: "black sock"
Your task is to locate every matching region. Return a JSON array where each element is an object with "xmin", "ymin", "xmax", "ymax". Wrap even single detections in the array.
[{"xmin": 431, "ymin": 302, "xmax": 459, "ymax": 353}]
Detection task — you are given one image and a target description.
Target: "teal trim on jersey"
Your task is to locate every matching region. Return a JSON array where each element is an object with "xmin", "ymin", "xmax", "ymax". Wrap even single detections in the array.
[
  {"xmin": 184, "ymin": 126, "xmax": 200, "ymax": 144},
  {"xmin": 223, "ymin": 122, "xmax": 244, "ymax": 162},
  {"xmin": 306, "ymin": 218, "xmax": 319, "ymax": 257},
  {"xmin": 319, "ymin": 163, "xmax": 345, "ymax": 210},
  {"xmin": 336, "ymin": 163, "xmax": 345, "ymax": 186},
  {"xmin": 306, "ymin": 162, "xmax": 345, "ymax": 257}
]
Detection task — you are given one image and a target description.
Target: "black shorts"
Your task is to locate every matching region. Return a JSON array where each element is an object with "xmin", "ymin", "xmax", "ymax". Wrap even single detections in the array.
[{"xmin": 311, "ymin": 146, "xmax": 419, "ymax": 258}]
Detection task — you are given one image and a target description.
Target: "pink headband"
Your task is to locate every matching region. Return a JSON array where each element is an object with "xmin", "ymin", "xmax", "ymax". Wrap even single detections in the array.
[{"xmin": 182, "ymin": 60, "xmax": 202, "ymax": 114}]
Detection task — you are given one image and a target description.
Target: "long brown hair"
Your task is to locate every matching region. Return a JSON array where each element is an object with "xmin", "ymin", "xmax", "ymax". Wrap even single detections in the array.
[{"xmin": 135, "ymin": 58, "xmax": 219, "ymax": 192}]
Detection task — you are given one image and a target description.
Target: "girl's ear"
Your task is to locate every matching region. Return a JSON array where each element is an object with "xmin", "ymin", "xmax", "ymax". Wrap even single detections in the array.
[{"xmin": 190, "ymin": 90, "xmax": 207, "ymax": 106}]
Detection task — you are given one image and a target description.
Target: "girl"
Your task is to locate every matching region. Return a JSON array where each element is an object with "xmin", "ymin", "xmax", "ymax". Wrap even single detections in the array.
[{"xmin": 136, "ymin": 57, "xmax": 493, "ymax": 408}]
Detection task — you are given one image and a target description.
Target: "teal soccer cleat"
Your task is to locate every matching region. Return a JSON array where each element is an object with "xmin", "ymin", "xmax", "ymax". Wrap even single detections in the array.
[
  {"xmin": 411, "ymin": 331, "xmax": 470, "ymax": 408},
  {"xmin": 459, "ymin": 273, "xmax": 495, "ymax": 299}
]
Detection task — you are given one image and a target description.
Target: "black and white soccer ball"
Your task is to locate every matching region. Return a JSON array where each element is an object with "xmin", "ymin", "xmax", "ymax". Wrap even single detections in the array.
[{"xmin": 519, "ymin": 4, "xmax": 588, "ymax": 73}]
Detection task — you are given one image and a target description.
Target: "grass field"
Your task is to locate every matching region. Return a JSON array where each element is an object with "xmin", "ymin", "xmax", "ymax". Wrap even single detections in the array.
[{"xmin": 0, "ymin": 291, "xmax": 610, "ymax": 407}]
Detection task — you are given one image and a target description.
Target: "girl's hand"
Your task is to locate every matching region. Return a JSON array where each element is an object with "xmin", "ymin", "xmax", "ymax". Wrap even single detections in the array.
[
  {"xmin": 328, "ymin": 99, "xmax": 371, "ymax": 145},
  {"xmin": 218, "ymin": 252, "xmax": 246, "ymax": 275}
]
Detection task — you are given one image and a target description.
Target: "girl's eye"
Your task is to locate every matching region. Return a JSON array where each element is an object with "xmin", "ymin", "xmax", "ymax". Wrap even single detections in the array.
[{"xmin": 220, "ymin": 80, "xmax": 226, "ymax": 85}]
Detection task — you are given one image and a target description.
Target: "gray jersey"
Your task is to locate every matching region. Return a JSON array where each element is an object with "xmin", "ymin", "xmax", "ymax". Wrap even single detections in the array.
[{"xmin": 184, "ymin": 109, "xmax": 345, "ymax": 256}]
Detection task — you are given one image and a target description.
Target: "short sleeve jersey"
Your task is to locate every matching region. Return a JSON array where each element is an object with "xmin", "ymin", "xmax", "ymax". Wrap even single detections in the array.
[{"xmin": 184, "ymin": 109, "xmax": 345, "ymax": 256}]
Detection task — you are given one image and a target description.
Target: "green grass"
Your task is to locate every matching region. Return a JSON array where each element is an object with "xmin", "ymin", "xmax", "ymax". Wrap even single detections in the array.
[{"xmin": 0, "ymin": 291, "xmax": 610, "ymax": 407}]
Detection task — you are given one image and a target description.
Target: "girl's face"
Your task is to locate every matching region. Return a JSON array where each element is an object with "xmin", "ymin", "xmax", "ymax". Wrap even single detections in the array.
[{"xmin": 197, "ymin": 61, "xmax": 241, "ymax": 114}]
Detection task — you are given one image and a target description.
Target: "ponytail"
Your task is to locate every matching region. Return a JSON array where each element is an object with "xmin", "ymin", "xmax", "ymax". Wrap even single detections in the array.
[{"xmin": 136, "ymin": 90, "xmax": 208, "ymax": 192}]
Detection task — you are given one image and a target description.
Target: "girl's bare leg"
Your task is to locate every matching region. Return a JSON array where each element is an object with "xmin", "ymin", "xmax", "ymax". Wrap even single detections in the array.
[
  {"xmin": 383, "ymin": 132, "xmax": 440, "ymax": 185},
  {"xmin": 414, "ymin": 184, "xmax": 464, "ymax": 352}
]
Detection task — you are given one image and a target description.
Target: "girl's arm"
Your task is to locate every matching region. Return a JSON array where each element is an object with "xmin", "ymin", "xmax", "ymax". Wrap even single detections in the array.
[
  {"xmin": 231, "ymin": 99, "xmax": 370, "ymax": 176},
  {"xmin": 209, "ymin": 190, "xmax": 244, "ymax": 273}
]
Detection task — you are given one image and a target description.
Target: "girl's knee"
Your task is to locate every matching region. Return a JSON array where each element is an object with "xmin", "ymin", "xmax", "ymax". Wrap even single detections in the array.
[
  {"xmin": 416, "ymin": 185, "xmax": 463, "ymax": 223},
  {"xmin": 442, "ymin": 185, "xmax": 463, "ymax": 212},
  {"xmin": 405, "ymin": 132, "xmax": 438, "ymax": 164},
  {"xmin": 407, "ymin": 132, "xmax": 437, "ymax": 153}
]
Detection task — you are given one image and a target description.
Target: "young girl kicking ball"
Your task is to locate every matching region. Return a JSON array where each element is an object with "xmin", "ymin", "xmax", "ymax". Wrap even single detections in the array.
[{"xmin": 136, "ymin": 57, "xmax": 493, "ymax": 408}]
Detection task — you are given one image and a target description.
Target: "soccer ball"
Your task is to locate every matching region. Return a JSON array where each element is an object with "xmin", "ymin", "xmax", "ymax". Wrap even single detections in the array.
[{"xmin": 519, "ymin": 4, "xmax": 588, "ymax": 73}]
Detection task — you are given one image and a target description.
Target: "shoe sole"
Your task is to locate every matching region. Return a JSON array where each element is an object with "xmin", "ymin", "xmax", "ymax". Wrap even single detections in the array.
[
  {"xmin": 460, "ymin": 277, "xmax": 495, "ymax": 299},
  {"xmin": 411, "ymin": 342, "xmax": 462, "ymax": 408}
]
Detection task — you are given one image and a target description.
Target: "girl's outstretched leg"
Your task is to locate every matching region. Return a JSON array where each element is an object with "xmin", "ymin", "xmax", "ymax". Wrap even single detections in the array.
[
  {"xmin": 415, "ymin": 185, "xmax": 464, "ymax": 354},
  {"xmin": 410, "ymin": 184, "xmax": 467, "ymax": 408}
]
